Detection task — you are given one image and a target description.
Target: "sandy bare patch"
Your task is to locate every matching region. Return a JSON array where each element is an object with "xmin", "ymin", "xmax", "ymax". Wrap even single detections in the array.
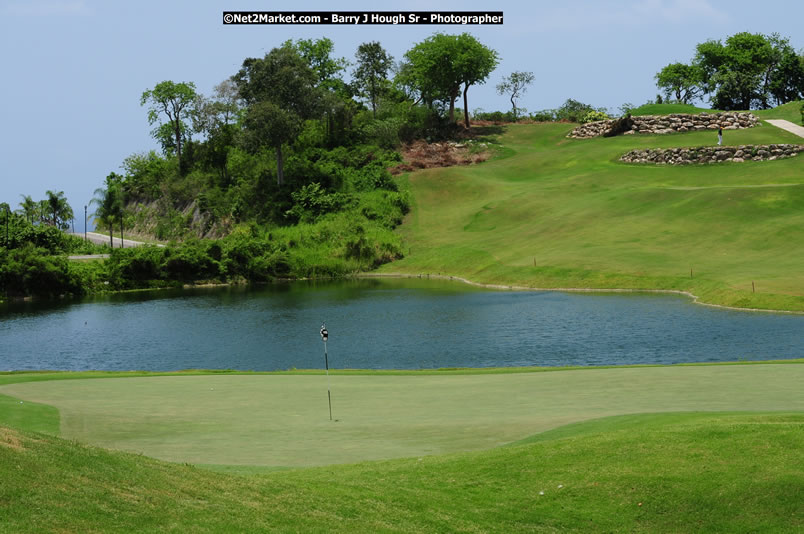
[
  {"xmin": 391, "ymin": 139, "xmax": 491, "ymax": 175},
  {"xmin": 0, "ymin": 427, "xmax": 24, "ymax": 452}
]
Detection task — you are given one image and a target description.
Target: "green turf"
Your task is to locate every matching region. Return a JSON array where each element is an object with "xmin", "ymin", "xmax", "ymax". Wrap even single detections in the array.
[
  {"xmin": 382, "ymin": 116, "xmax": 804, "ymax": 311},
  {"xmin": 629, "ymin": 102, "xmax": 714, "ymax": 115},
  {"xmin": 2, "ymin": 364, "xmax": 803, "ymax": 468},
  {"xmin": 756, "ymin": 100, "xmax": 804, "ymax": 123},
  {"xmin": 2, "ymin": 411, "xmax": 802, "ymax": 532}
]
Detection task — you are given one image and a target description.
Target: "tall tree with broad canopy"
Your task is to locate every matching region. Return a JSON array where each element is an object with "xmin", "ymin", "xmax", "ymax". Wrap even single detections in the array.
[
  {"xmin": 284, "ymin": 37, "xmax": 349, "ymax": 87},
  {"xmin": 140, "ymin": 81, "xmax": 198, "ymax": 170},
  {"xmin": 353, "ymin": 41, "xmax": 394, "ymax": 118},
  {"xmin": 403, "ymin": 33, "xmax": 499, "ymax": 127},
  {"xmin": 655, "ymin": 63, "xmax": 704, "ymax": 104},
  {"xmin": 496, "ymin": 71, "xmax": 535, "ymax": 121},
  {"xmin": 284, "ymin": 37, "xmax": 356, "ymax": 147},
  {"xmin": 233, "ymin": 45, "xmax": 322, "ymax": 185}
]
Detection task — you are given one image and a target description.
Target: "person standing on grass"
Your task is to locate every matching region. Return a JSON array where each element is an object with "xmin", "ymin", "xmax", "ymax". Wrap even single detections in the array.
[{"xmin": 718, "ymin": 126, "xmax": 723, "ymax": 145}]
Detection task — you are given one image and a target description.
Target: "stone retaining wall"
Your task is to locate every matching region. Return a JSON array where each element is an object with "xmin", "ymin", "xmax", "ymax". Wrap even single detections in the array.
[
  {"xmin": 620, "ymin": 144, "xmax": 804, "ymax": 165},
  {"xmin": 569, "ymin": 112, "xmax": 759, "ymax": 138}
]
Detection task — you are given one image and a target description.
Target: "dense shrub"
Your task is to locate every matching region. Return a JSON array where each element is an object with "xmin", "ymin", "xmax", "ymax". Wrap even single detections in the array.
[
  {"xmin": 0, "ymin": 244, "xmax": 84, "ymax": 297},
  {"xmin": 580, "ymin": 110, "xmax": 611, "ymax": 123}
]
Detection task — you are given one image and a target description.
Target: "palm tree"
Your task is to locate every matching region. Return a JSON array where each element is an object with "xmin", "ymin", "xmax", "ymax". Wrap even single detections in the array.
[
  {"xmin": 90, "ymin": 185, "xmax": 118, "ymax": 248},
  {"xmin": 18, "ymin": 195, "xmax": 37, "ymax": 224},
  {"xmin": 37, "ymin": 200, "xmax": 49, "ymax": 225},
  {"xmin": 45, "ymin": 190, "xmax": 72, "ymax": 229}
]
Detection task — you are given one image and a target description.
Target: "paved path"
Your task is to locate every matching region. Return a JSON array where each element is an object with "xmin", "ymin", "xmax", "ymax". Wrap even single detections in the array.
[
  {"xmin": 69, "ymin": 232, "xmax": 164, "ymax": 249},
  {"xmin": 765, "ymin": 119, "xmax": 804, "ymax": 139}
]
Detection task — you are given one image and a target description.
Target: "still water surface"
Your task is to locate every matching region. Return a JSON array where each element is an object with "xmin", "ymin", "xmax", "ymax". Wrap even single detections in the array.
[{"xmin": 1, "ymin": 278, "xmax": 802, "ymax": 371}]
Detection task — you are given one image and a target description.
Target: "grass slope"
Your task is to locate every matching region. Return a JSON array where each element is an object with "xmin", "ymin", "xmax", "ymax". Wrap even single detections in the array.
[
  {"xmin": 2, "ymin": 411, "xmax": 802, "ymax": 532},
  {"xmin": 2, "ymin": 364, "xmax": 803, "ymax": 468},
  {"xmin": 383, "ymin": 115, "xmax": 804, "ymax": 311}
]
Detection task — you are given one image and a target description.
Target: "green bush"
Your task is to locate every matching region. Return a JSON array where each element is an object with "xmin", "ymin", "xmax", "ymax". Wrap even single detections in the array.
[
  {"xmin": 580, "ymin": 110, "xmax": 611, "ymax": 124},
  {"xmin": 0, "ymin": 244, "xmax": 83, "ymax": 298},
  {"xmin": 529, "ymin": 110, "xmax": 555, "ymax": 122}
]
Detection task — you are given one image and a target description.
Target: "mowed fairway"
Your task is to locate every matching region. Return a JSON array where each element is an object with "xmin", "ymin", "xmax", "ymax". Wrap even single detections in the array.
[
  {"xmin": 383, "ymin": 104, "xmax": 804, "ymax": 311},
  {"xmin": 2, "ymin": 363, "xmax": 803, "ymax": 468}
]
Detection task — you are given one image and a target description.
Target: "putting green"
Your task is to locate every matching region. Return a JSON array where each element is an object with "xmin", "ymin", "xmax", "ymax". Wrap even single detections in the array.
[{"xmin": 2, "ymin": 364, "xmax": 803, "ymax": 468}]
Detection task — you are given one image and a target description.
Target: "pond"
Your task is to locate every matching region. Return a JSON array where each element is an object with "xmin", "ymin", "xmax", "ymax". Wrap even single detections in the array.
[{"xmin": 1, "ymin": 278, "xmax": 802, "ymax": 371}]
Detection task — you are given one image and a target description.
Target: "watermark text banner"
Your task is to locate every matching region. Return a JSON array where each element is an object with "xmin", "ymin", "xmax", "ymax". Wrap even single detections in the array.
[{"xmin": 222, "ymin": 12, "xmax": 504, "ymax": 25}]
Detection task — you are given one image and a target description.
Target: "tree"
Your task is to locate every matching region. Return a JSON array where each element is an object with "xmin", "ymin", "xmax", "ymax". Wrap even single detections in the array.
[
  {"xmin": 496, "ymin": 71, "xmax": 535, "ymax": 121},
  {"xmin": 140, "ymin": 81, "xmax": 198, "ymax": 170},
  {"xmin": 233, "ymin": 46, "xmax": 322, "ymax": 185},
  {"xmin": 403, "ymin": 33, "xmax": 499, "ymax": 127},
  {"xmin": 37, "ymin": 200, "xmax": 49, "ymax": 225},
  {"xmin": 694, "ymin": 33, "xmax": 774, "ymax": 109},
  {"xmin": 18, "ymin": 194, "xmax": 37, "ymax": 224},
  {"xmin": 242, "ymin": 101, "xmax": 301, "ymax": 186},
  {"xmin": 766, "ymin": 36, "xmax": 804, "ymax": 106},
  {"xmin": 90, "ymin": 175, "xmax": 124, "ymax": 249},
  {"xmin": 655, "ymin": 62, "xmax": 704, "ymax": 104},
  {"xmin": 45, "ymin": 190, "xmax": 72, "ymax": 229},
  {"xmin": 191, "ymin": 80, "xmax": 242, "ymax": 186},
  {"xmin": 285, "ymin": 37, "xmax": 355, "ymax": 147},
  {"xmin": 353, "ymin": 41, "xmax": 394, "ymax": 118},
  {"xmin": 285, "ymin": 37, "xmax": 349, "ymax": 87},
  {"xmin": 456, "ymin": 33, "xmax": 499, "ymax": 128}
]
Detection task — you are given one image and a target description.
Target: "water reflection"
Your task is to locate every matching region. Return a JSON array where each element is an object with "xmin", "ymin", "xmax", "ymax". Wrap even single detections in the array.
[{"xmin": 1, "ymin": 279, "xmax": 802, "ymax": 371}]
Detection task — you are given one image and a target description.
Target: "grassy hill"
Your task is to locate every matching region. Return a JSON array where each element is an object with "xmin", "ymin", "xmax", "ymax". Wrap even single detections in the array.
[
  {"xmin": 382, "ymin": 110, "xmax": 804, "ymax": 311},
  {"xmin": 629, "ymin": 102, "xmax": 713, "ymax": 115}
]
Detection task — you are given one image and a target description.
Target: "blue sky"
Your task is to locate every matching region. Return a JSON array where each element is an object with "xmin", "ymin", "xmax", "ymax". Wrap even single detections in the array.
[{"xmin": 1, "ymin": 0, "xmax": 802, "ymax": 230}]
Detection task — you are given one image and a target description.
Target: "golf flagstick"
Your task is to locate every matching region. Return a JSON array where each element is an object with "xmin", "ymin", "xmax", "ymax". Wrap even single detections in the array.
[{"xmin": 320, "ymin": 323, "xmax": 332, "ymax": 421}]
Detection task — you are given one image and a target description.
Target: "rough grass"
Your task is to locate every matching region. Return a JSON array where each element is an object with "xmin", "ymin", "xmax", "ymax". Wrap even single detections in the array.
[
  {"xmin": 1, "ymin": 411, "xmax": 802, "ymax": 532},
  {"xmin": 383, "ymin": 115, "xmax": 804, "ymax": 311}
]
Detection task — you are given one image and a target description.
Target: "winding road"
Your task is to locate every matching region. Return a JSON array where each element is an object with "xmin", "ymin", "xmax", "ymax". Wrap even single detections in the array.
[{"xmin": 67, "ymin": 232, "xmax": 164, "ymax": 259}]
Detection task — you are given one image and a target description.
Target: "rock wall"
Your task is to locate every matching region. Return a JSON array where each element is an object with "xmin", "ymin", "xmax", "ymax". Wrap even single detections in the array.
[
  {"xmin": 569, "ymin": 112, "xmax": 759, "ymax": 138},
  {"xmin": 620, "ymin": 144, "xmax": 804, "ymax": 165}
]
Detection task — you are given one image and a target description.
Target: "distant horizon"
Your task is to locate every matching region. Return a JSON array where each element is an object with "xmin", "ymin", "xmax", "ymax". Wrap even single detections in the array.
[{"xmin": 2, "ymin": 0, "xmax": 802, "ymax": 215}]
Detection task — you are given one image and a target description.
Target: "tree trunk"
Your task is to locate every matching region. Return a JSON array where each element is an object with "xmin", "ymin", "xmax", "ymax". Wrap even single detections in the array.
[
  {"xmin": 463, "ymin": 83, "xmax": 471, "ymax": 128},
  {"xmin": 275, "ymin": 145, "xmax": 284, "ymax": 186},
  {"xmin": 120, "ymin": 219, "xmax": 124, "ymax": 249},
  {"xmin": 370, "ymin": 78, "xmax": 377, "ymax": 119},
  {"xmin": 174, "ymin": 121, "xmax": 182, "ymax": 171},
  {"xmin": 109, "ymin": 225, "xmax": 113, "ymax": 249},
  {"xmin": 510, "ymin": 94, "xmax": 517, "ymax": 121}
]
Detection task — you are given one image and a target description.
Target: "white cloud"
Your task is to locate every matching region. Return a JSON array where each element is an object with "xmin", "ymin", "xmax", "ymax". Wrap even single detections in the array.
[{"xmin": 4, "ymin": 0, "xmax": 92, "ymax": 16}]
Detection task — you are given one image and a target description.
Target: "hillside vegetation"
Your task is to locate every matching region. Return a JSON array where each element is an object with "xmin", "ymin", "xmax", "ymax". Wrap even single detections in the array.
[{"xmin": 383, "ymin": 104, "xmax": 804, "ymax": 311}]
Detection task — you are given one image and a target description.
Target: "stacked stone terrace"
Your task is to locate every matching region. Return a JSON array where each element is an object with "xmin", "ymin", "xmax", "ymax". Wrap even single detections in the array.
[
  {"xmin": 620, "ymin": 144, "xmax": 803, "ymax": 165},
  {"xmin": 569, "ymin": 112, "xmax": 759, "ymax": 138}
]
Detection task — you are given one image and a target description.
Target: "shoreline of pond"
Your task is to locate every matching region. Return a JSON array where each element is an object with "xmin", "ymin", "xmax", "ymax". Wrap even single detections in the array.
[{"xmin": 359, "ymin": 272, "xmax": 804, "ymax": 316}]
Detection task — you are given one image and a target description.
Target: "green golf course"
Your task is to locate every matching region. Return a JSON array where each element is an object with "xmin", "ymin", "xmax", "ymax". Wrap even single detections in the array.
[
  {"xmin": 1, "ymin": 364, "xmax": 803, "ymax": 531},
  {"xmin": 380, "ymin": 102, "xmax": 804, "ymax": 312},
  {"xmin": 2, "ymin": 364, "xmax": 804, "ymax": 469},
  {"xmin": 2, "ymin": 103, "xmax": 803, "ymax": 531}
]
